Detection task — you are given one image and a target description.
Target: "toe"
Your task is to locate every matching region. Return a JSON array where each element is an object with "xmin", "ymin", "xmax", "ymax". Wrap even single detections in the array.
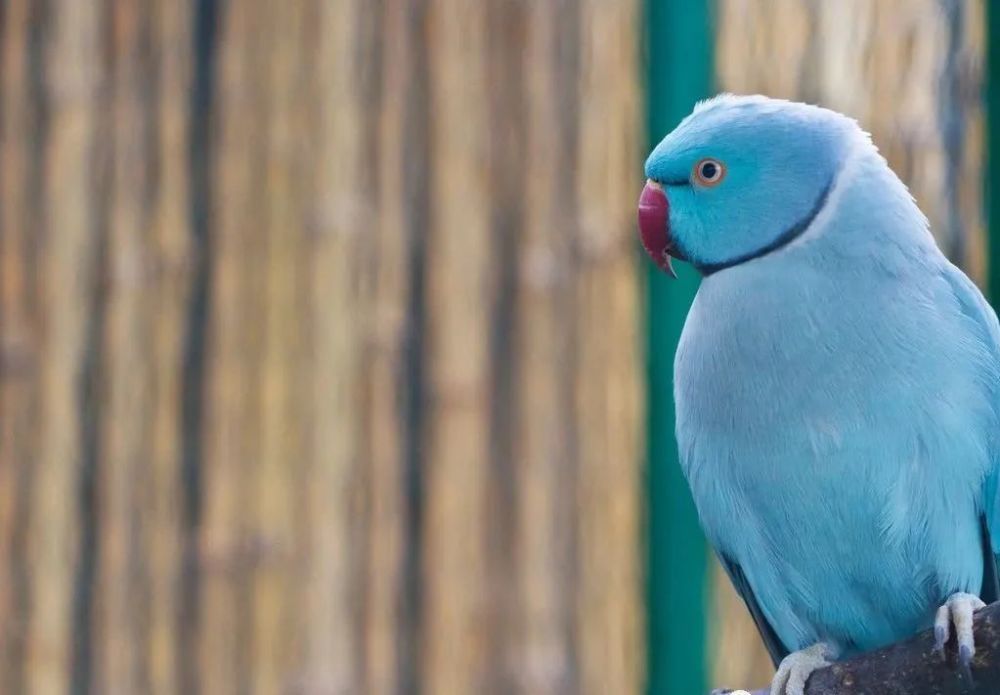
[
  {"xmin": 953, "ymin": 607, "xmax": 975, "ymax": 660},
  {"xmin": 948, "ymin": 593, "xmax": 984, "ymax": 659},
  {"xmin": 769, "ymin": 664, "xmax": 789, "ymax": 695},
  {"xmin": 770, "ymin": 643, "xmax": 833, "ymax": 695},
  {"xmin": 785, "ymin": 670, "xmax": 810, "ymax": 695},
  {"xmin": 933, "ymin": 603, "xmax": 950, "ymax": 655},
  {"xmin": 959, "ymin": 643, "xmax": 974, "ymax": 682}
]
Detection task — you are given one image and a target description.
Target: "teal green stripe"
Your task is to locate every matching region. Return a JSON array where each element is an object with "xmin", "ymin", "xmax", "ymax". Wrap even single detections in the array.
[
  {"xmin": 989, "ymin": 0, "xmax": 1000, "ymax": 303},
  {"xmin": 644, "ymin": 2, "xmax": 714, "ymax": 694}
]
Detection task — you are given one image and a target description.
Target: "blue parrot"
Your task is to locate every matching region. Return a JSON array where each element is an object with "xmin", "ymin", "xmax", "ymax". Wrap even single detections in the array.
[{"xmin": 639, "ymin": 94, "xmax": 1000, "ymax": 695}]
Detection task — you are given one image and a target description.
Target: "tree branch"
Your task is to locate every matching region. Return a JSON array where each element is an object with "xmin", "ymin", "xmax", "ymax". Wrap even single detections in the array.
[{"xmin": 714, "ymin": 601, "xmax": 1000, "ymax": 694}]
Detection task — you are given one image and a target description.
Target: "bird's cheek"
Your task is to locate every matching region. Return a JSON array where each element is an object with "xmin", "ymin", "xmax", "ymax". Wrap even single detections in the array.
[{"xmin": 638, "ymin": 179, "xmax": 677, "ymax": 278}]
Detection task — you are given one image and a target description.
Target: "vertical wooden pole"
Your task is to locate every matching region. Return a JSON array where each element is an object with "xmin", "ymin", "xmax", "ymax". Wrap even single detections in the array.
[
  {"xmin": 308, "ymin": 0, "xmax": 367, "ymax": 691},
  {"xmin": 575, "ymin": 2, "xmax": 645, "ymax": 694},
  {"xmin": 516, "ymin": 2, "xmax": 582, "ymax": 693},
  {"xmin": 0, "ymin": 2, "xmax": 43, "ymax": 691},
  {"xmin": 147, "ymin": 3, "xmax": 193, "ymax": 692},
  {"xmin": 421, "ymin": 1, "xmax": 492, "ymax": 692},
  {"xmin": 100, "ymin": 2, "xmax": 158, "ymax": 692},
  {"xmin": 644, "ymin": 2, "xmax": 713, "ymax": 695},
  {"xmin": 250, "ymin": 1, "xmax": 311, "ymax": 691},
  {"xmin": 26, "ymin": 2, "xmax": 106, "ymax": 693},
  {"xmin": 361, "ymin": 2, "xmax": 413, "ymax": 691},
  {"xmin": 990, "ymin": 0, "xmax": 1000, "ymax": 303},
  {"xmin": 200, "ymin": 2, "xmax": 268, "ymax": 692}
]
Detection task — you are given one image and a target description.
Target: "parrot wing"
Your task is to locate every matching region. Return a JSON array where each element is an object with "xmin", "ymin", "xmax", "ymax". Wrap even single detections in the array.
[
  {"xmin": 940, "ymin": 264, "xmax": 1000, "ymax": 603},
  {"xmin": 718, "ymin": 552, "xmax": 789, "ymax": 667},
  {"xmin": 979, "ymin": 515, "xmax": 999, "ymax": 603}
]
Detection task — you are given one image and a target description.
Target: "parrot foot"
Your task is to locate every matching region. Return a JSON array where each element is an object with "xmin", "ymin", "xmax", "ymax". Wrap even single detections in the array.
[
  {"xmin": 933, "ymin": 591, "xmax": 985, "ymax": 680},
  {"xmin": 769, "ymin": 641, "xmax": 837, "ymax": 695}
]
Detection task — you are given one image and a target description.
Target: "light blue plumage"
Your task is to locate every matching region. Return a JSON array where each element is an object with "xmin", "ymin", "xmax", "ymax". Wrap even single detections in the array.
[{"xmin": 640, "ymin": 95, "xmax": 1000, "ymax": 694}]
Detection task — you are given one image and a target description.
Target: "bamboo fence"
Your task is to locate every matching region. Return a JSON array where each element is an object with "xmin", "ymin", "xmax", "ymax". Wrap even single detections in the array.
[{"xmin": 0, "ymin": 1, "xmax": 644, "ymax": 693}]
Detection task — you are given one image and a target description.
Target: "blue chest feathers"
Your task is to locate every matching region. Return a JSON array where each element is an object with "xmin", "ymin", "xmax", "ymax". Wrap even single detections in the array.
[{"xmin": 673, "ymin": 255, "xmax": 999, "ymax": 653}]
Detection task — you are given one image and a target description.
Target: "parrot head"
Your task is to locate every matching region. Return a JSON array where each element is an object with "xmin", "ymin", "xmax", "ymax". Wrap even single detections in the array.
[{"xmin": 639, "ymin": 94, "xmax": 857, "ymax": 277}]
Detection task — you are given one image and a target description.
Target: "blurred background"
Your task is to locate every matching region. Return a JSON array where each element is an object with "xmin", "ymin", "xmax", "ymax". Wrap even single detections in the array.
[{"xmin": 0, "ymin": 1, "xmax": 992, "ymax": 694}]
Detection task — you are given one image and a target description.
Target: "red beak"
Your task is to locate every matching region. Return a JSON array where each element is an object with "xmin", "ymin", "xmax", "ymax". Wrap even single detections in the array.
[{"xmin": 637, "ymin": 179, "xmax": 677, "ymax": 278}]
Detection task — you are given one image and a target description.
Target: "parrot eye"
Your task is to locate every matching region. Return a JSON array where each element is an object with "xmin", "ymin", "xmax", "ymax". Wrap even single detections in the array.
[{"xmin": 693, "ymin": 158, "xmax": 726, "ymax": 187}]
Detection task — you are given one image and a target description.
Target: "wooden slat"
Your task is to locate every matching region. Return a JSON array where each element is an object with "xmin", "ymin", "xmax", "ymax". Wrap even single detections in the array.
[
  {"xmin": 0, "ymin": 1, "xmax": 43, "ymax": 691},
  {"xmin": 421, "ymin": 1, "xmax": 493, "ymax": 693},
  {"xmin": 305, "ymin": 0, "xmax": 366, "ymax": 691},
  {"xmin": 99, "ymin": 1, "xmax": 157, "ymax": 692},
  {"xmin": 145, "ymin": 3, "xmax": 192, "ymax": 693},
  {"xmin": 481, "ymin": 3, "xmax": 525, "ymax": 692},
  {"xmin": 575, "ymin": 2, "xmax": 643, "ymax": 694},
  {"xmin": 990, "ymin": 0, "xmax": 1000, "ymax": 302},
  {"xmin": 200, "ymin": 1, "xmax": 269, "ymax": 692},
  {"xmin": 25, "ymin": 1, "xmax": 105, "ymax": 693},
  {"xmin": 361, "ymin": 0, "xmax": 412, "ymax": 692},
  {"xmin": 249, "ymin": 0, "xmax": 311, "ymax": 691},
  {"xmin": 515, "ymin": 2, "xmax": 581, "ymax": 693}
]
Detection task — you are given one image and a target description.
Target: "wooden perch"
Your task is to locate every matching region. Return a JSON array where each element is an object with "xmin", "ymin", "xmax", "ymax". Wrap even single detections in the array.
[{"xmin": 715, "ymin": 601, "xmax": 1000, "ymax": 695}]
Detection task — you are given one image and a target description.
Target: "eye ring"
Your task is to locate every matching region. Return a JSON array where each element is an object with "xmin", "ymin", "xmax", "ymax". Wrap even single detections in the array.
[{"xmin": 693, "ymin": 158, "xmax": 726, "ymax": 187}]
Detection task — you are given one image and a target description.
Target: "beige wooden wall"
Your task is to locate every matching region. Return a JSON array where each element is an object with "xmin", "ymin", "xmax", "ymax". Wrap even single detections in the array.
[
  {"xmin": 0, "ymin": 1, "xmax": 644, "ymax": 694},
  {"xmin": 711, "ymin": 0, "xmax": 985, "ymax": 689}
]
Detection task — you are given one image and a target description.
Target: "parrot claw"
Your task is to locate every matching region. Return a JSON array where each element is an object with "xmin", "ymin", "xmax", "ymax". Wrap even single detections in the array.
[
  {"xmin": 933, "ymin": 592, "xmax": 985, "ymax": 680},
  {"xmin": 770, "ymin": 642, "xmax": 837, "ymax": 695},
  {"xmin": 933, "ymin": 624, "xmax": 947, "ymax": 655}
]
